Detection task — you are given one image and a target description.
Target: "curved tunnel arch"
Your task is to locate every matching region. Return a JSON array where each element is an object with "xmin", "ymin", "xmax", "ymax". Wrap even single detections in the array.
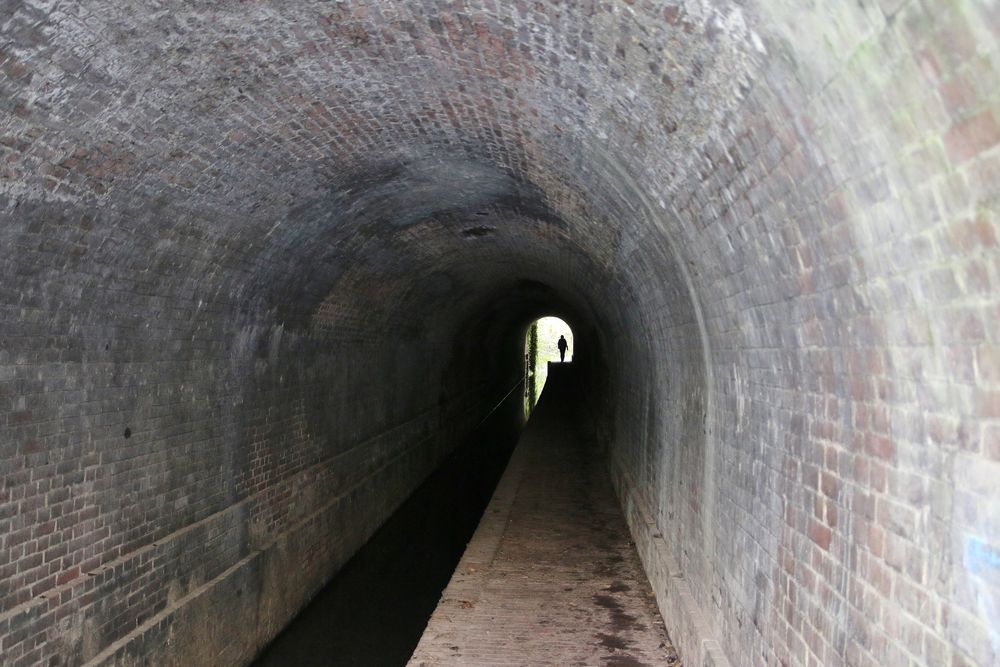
[{"xmin": 1, "ymin": 1, "xmax": 998, "ymax": 665}]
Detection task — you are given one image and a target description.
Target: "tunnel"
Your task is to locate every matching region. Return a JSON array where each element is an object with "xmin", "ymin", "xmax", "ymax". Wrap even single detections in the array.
[{"xmin": 1, "ymin": 1, "xmax": 999, "ymax": 665}]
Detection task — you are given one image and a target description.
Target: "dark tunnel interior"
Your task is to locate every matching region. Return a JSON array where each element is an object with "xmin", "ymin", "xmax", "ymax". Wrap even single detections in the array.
[{"xmin": 1, "ymin": 1, "xmax": 998, "ymax": 665}]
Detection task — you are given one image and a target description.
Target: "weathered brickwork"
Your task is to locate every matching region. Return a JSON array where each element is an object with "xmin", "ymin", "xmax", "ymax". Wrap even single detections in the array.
[{"xmin": 1, "ymin": 0, "xmax": 998, "ymax": 665}]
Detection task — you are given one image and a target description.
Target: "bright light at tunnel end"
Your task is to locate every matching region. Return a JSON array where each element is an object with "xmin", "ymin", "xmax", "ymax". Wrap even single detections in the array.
[{"xmin": 524, "ymin": 316, "xmax": 573, "ymax": 413}]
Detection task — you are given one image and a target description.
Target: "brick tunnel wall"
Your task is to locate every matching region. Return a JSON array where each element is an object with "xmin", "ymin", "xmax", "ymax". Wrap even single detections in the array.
[{"xmin": 1, "ymin": 1, "xmax": 999, "ymax": 666}]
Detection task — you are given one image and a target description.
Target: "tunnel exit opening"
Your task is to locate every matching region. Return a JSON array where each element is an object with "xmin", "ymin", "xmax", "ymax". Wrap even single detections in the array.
[{"xmin": 524, "ymin": 316, "xmax": 573, "ymax": 414}]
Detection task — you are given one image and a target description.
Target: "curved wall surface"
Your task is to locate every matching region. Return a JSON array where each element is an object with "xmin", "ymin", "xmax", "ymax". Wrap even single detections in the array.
[{"xmin": 1, "ymin": 1, "xmax": 998, "ymax": 665}]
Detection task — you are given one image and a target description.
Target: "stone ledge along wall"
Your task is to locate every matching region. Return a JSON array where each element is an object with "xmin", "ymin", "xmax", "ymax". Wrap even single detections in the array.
[{"xmin": 1, "ymin": 1, "xmax": 998, "ymax": 666}]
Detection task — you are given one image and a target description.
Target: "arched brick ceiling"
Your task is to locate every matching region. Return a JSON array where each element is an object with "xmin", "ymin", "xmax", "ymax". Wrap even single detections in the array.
[
  {"xmin": 2, "ymin": 1, "xmax": 998, "ymax": 665},
  {"xmin": 2, "ymin": 0, "xmax": 764, "ymax": 338}
]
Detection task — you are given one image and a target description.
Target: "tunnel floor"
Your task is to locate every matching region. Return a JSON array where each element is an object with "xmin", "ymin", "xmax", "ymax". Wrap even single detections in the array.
[{"xmin": 408, "ymin": 365, "xmax": 681, "ymax": 666}]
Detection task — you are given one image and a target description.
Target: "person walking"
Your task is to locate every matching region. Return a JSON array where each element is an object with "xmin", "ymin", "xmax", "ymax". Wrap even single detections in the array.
[{"xmin": 557, "ymin": 335, "xmax": 568, "ymax": 362}]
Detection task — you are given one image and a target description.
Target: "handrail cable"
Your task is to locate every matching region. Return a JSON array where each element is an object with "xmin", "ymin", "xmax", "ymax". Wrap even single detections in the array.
[{"xmin": 476, "ymin": 374, "xmax": 527, "ymax": 428}]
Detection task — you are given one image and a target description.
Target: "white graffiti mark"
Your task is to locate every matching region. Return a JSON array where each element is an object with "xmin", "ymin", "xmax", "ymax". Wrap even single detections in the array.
[{"xmin": 964, "ymin": 536, "xmax": 1000, "ymax": 658}]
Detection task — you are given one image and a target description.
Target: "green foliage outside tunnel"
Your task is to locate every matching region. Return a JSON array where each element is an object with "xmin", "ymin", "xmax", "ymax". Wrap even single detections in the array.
[{"xmin": 524, "ymin": 316, "xmax": 573, "ymax": 415}]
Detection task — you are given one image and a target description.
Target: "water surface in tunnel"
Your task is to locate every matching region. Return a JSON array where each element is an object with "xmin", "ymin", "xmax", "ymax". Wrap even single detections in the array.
[
  {"xmin": 250, "ymin": 402, "xmax": 522, "ymax": 666},
  {"xmin": 1, "ymin": 0, "xmax": 996, "ymax": 663}
]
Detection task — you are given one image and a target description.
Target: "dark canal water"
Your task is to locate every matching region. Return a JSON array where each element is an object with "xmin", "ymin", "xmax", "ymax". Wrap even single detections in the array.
[{"xmin": 251, "ymin": 407, "xmax": 522, "ymax": 667}]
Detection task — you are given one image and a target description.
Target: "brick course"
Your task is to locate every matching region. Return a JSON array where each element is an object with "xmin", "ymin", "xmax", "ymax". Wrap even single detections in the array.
[{"xmin": 1, "ymin": 0, "xmax": 998, "ymax": 665}]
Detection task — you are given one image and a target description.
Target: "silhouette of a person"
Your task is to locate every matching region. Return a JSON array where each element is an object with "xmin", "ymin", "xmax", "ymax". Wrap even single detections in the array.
[{"xmin": 557, "ymin": 335, "xmax": 568, "ymax": 362}]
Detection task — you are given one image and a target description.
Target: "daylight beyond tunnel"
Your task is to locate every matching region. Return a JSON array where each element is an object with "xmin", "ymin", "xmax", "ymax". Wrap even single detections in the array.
[{"xmin": 1, "ymin": 1, "xmax": 998, "ymax": 666}]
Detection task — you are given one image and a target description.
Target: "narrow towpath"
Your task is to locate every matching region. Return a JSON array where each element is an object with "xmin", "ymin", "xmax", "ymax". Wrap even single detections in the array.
[{"xmin": 409, "ymin": 365, "xmax": 680, "ymax": 667}]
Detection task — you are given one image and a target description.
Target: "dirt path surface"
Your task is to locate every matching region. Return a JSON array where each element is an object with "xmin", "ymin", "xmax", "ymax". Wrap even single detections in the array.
[{"xmin": 409, "ymin": 366, "xmax": 681, "ymax": 667}]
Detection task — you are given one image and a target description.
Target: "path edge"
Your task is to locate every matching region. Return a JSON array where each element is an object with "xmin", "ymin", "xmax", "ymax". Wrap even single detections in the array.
[{"xmin": 609, "ymin": 457, "xmax": 735, "ymax": 667}]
